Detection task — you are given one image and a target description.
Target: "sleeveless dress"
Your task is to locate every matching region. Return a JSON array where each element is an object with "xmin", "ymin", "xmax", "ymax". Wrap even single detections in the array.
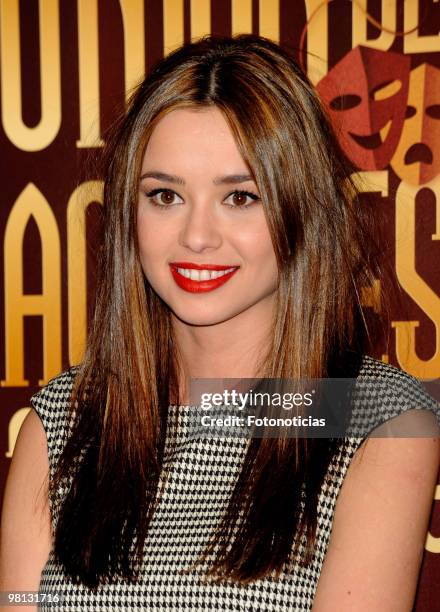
[{"xmin": 30, "ymin": 355, "xmax": 439, "ymax": 612}]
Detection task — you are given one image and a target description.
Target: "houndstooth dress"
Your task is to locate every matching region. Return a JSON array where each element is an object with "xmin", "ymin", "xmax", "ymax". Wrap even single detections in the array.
[{"xmin": 30, "ymin": 355, "xmax": 439, "ymax": 612}]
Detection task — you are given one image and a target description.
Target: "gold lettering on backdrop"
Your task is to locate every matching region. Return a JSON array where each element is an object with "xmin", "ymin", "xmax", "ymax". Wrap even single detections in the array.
[
  {"xmin": 67, "ymin": 181, "xmax": 103, "ymax": 366},
  {"xmin": 5, "ymin": 408, "xmax": 30, "ymax": 458},
  {"xmin": 119, "ymin": 0, "xmax": 146, "ymax": 100},
  {"xmin": 393, "ymin": 176, "xmax": 440, "ymax": 379},
  {"xmin": 76, "ymin": 0, "xmax": 104, "ymax": 148},
  {"xmin": 163, "ymin": 0, "xmax": 184, "ymax": 55},
  {"xmin": 351, "ymin": 170, "xmax": 389, "ymax": 199},
  {"xmin": 404, "ymin": 0, "xmax": 440, "ymax": 54},
  {"xmin": 304, "ymin": 0, "xmax": 328, "ymax": 85},
  {"xmin": 1, "ymin": 184, "xmax": 61, "ymax": 387},
  {"xmin": 231, "ymin": 0, "xmax": 280, "ymax": 40},
  {"xmin": 190, "ymin": 0, "xmax": 211, "ymax": 41},
  {"xmin": 425, "ymin": 485, "xmax": 440, "ymax": 553},
  {"xmin": 231, "ymin": 0, "xmax": 252, "ymax": 35},
  {"xmin": 259, "ymin": 0, "xmax": 279, "ymax": 42},
  {"xmin": 352, "ymin": 0, "xmax": 396, "ymax": 51},
  {"xmin": 0, "ymin": 0, "xmax": 61, "ymax": 151}
]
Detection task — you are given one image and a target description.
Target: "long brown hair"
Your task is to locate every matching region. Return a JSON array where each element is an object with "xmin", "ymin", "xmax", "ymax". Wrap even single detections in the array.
[{"xmin": 50, "ymin": 35, "xmax": 383, "ymax": 588}]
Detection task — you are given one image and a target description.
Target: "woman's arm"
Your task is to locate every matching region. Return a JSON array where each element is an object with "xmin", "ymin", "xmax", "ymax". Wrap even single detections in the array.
[
  {"xmin": 0, "ymin": 408, "xmax": 52, "ymax": 609},
  {"xmin": 312, "ymin": 410, "xmax": 440, "ymax": 612}
]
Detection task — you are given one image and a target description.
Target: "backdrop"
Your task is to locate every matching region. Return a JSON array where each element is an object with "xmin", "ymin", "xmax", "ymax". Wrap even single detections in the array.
[{"xmin": 0, "ymin": 1, "xmax": 439, "ymax": 608}]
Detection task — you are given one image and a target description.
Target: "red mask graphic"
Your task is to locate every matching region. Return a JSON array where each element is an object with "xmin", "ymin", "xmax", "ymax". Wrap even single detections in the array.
[
  {"xmin": 317, "ymin": 46, "xmax": 410, "ymax": 170},
  {"xmin": 390, "ymin": 63, "xmax": 440, "ymax": 185}
]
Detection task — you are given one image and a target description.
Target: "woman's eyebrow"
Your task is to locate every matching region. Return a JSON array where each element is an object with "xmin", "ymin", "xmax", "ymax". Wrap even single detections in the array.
[{"xmin": 139, "ymin": 171, "xmax": 254, "ymax": 185}]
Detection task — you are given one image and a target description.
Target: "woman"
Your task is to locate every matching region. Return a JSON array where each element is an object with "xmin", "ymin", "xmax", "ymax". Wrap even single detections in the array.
[{"xmin": 1, "ymin": 35, "xmax": 439, "ymax": 611}]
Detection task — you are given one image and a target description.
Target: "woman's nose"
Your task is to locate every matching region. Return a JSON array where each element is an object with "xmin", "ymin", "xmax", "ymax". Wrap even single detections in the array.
[{"xmin": 178, "ymin": 200, "xmax": 223, "ymax": 253}]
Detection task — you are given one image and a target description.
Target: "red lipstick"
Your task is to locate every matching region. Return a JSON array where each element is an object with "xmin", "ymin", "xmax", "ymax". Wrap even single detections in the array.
[{"xmin": 169, "ymin": 262, "xmax": 239, "ymax": 293}]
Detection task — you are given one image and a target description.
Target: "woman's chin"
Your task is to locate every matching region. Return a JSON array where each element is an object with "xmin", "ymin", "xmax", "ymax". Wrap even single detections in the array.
[{"xmin": 170, "ymin": 307, "xmax": 238, "ymax": 328}]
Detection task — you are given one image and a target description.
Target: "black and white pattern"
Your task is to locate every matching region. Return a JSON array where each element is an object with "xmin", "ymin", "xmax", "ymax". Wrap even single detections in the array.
[{"xmin": 30, "ymin": 356, "xmax": 439, "ymax": 611}]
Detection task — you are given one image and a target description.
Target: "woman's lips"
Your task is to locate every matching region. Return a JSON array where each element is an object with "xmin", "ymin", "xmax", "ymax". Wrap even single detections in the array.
[{"xmin": 169, "ymin": 262, "xmax": 239, "ymax": 293}]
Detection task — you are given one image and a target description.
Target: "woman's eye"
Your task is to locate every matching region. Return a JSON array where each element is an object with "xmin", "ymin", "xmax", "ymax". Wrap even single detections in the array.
[
  {"xmin": 144, "ymin": 188, "xmax": 259, "ymax": 209},
  {"xmin": 145, "ymin": 189, "xmax": 183, "ymax": 207},
  {"xmin": 224, "ymin": 191, "xmax": 260, "ymax": 209}
]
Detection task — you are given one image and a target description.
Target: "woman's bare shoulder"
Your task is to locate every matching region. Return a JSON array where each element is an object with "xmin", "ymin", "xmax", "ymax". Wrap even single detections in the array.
[
  {"xmin": 0, "ymin": 408, "xmax": 52, "ymax": 591},
  {"xmin": 313, "ymin": 431, "xmax": 440, "ymax": 611}
]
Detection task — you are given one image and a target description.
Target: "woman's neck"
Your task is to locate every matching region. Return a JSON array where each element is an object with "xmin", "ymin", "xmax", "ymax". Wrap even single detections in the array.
[{"xmin": 171, "ymin": 294, "xmax": 275, "ymax": 404}]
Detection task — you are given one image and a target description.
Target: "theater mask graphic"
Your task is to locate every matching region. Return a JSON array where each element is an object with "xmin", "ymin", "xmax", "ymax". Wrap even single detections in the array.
[
  {"xmin": 390, "ymin": 63, "xmax": 440, "ymax": 186},
  {"xmin": 317, "ymin": 46, "xmax": 410, "ymax": 170}
]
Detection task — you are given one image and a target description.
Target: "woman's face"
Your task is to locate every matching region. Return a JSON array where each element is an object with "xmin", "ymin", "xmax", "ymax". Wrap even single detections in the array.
[{"xmin": 137, "ymin": 106, "xmax": 278, "ymax": 327}]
